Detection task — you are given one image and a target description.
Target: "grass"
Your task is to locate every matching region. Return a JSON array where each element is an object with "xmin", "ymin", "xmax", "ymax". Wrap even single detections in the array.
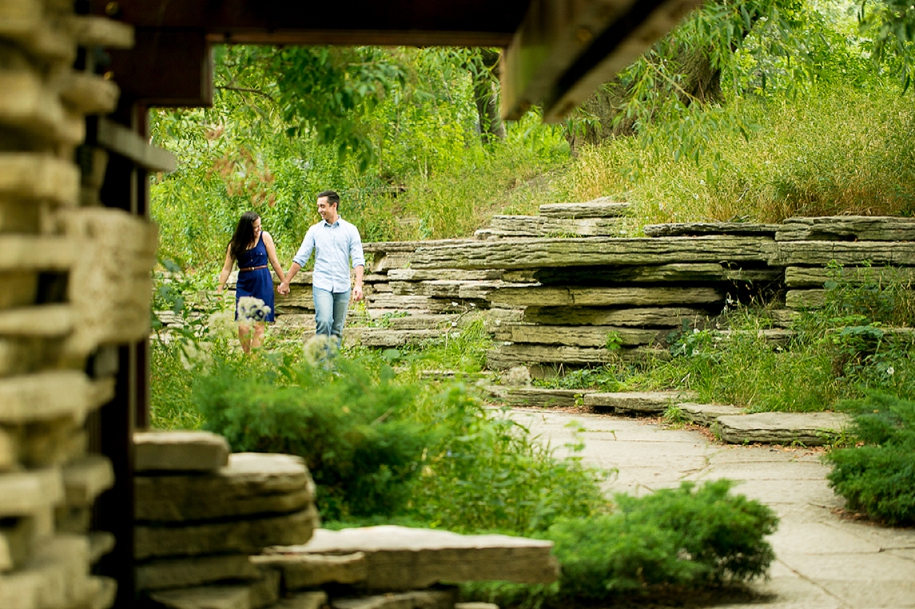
[{"xmin": 556, "ymin": 84, "xmax": 915, "ymax": 230}]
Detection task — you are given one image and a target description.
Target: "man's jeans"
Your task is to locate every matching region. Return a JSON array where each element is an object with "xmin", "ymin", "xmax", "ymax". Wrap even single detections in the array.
[{"xmin": 313, "ymin": 287, "xmax": 351, "ymax": 346}]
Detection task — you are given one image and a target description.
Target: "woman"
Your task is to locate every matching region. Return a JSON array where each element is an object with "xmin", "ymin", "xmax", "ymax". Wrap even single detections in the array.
[{"xmin": 217, "ymin": 211, "xmax": 286, "ymax": 353}]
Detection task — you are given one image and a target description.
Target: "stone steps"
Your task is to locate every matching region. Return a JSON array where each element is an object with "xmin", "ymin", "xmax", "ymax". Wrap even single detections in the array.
[{"xmin": 482, "ymin": 388, "xmax": 850, "ymax": 446}]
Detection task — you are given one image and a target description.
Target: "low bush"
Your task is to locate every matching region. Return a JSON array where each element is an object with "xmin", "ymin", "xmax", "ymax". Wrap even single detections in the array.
[
  {"xmin": 466, "ymin": 479, "xmax": 778, "ymax": 608},
  {"xmin": 187, "ymin": 343, "xmax": 609, "ymax": 530},
  {"xmin": 825, "ymin": 393, "xmax": 915, "ymax": 526}
]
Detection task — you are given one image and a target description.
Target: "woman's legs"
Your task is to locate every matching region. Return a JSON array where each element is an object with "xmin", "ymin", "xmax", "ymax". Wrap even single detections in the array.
[
  {"xmin": 238, "ymin": 322, "xmax": 252, "ymax": 353},
  {"xmin": 251, "ymin": 322, "xmax": 266, "ymax": 350}
]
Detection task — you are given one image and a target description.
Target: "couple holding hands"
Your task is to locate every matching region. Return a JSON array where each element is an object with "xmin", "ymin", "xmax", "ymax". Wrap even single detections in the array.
[{"xmin": 217, "ymin": 190, "xmax": 365, "ymax": 353}]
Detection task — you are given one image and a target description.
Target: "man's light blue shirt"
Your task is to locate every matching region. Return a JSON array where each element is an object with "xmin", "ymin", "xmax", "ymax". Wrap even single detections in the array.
[{"xmin": 292, "ymin": 217, "xmax": 365, "ymax": 293}]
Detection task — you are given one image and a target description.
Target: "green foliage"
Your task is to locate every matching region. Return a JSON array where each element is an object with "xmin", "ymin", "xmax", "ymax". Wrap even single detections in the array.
[
  {"xmin": 578, "ymin": 264, "xmax": 915, "ymax": 413},
  {"xmin": 467, "ymin": 480, "xmax": 778, "ymax": 608},
  {"xmin": 826, "ymin": 393, "xmax": 915, "ymax": 525},
  {"xmin": 159, "ymin": 329, "xmax": 608, "ymax": 530},
  {"xmin": 192, "ymin": 353, "xmax": 433, "ymax": 520},
  {"xmin": 561, "ymin": 84, "xmax": 915, "ymax": 226},
  {"xmin": 860, "ymin": 0, "xmax": 915, "ymax": 90}
]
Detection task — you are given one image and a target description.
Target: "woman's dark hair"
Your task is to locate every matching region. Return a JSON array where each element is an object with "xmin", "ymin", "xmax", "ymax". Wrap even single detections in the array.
[{"xmin": 229, "ymin": 211, "xmax": 260, "ymax": 261}]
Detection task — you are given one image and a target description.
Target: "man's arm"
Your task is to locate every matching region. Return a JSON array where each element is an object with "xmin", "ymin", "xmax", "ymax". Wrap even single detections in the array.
[
  {"xmin": 278, "ymin": 262, "xmax": 302, "ymax": 295},
  {"xmin": 352, "ymin": 264, "xmax": 364, "ymax": 302}
]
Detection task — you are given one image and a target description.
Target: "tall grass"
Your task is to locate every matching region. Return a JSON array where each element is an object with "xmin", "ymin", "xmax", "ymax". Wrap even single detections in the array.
[{"xmin": 560, "ymin": 84, "xmax": 915, "ymax": 229}]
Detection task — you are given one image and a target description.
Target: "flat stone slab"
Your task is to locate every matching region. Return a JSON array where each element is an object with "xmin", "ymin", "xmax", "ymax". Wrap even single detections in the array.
[
  {"xmin": 148, "ymin": 584, "xmax": 259, "ymax": 609},
  {"xmin": 136, "ymin": 554, "xmax": 261, "ymax": 591},
  {"xmin": 678, "ymin": 403, "xmax": 743, "ymax": 425},
  {"xmin": 715, "ymin": 412, "xmax": 851, "ymax": 445},
  {"xmin": 538, "ymin": 199, "xmax": 630, "ymax": 218},
  {"xmin": 272, "ymin": 591, "xmax": 328, "ymax": 609},
  {"xmin": 135, "ymin": 506, "xmax": 320, "ymax": 560},
  {"xmin": 61, "ymin": 454, "xmax": 114, "ymax": 507},
  {"xmin": 134, "ymin": 430, "xmax": 230, "ymax": 473},
  {"xmin": 136, "ymin": 453, "xmax": 315, "ymax": 522},
  {"xmin": 0, "ymin": 468, "xmax": 64, "ymax": 517},
  {"xmin": 776, "ymin": 215, "xmax": 915, "ymax": 241},
  {"xmin": 272, "ymin": 525, "xmax": 558, "ymax": 591},
  {"xmin": 485, "ymin": 386, "xmax": 593, "ymax": 408},
  {"xmin": 252, "ymin": 552, "xmax": 367, "ymax": 589},
  {"xmin": 643, "ymin": 222, "xmax": 780, "ymax": 238},
  {"xmin": 584, "ymin": 391, "xmax": 698, "ymax": 413},
  {"xmin": 332, "ymin": 589, "xmax": 457, "ymax": 609}
]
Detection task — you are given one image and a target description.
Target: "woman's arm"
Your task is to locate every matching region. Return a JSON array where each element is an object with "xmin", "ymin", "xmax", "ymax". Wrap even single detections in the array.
[
  {"xmin": 216, "ymin": 245, "xmax": 234, "ymax": 294},
  {"xmin": 262, "ymin": 231, "xmax": 286, "ymax": 284}
]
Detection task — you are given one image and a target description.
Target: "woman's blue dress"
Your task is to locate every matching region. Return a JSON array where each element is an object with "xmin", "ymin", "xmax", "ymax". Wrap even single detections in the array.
[{"xmin": 235, "ymin": 235, "xmax": 275, "ymax": 322}]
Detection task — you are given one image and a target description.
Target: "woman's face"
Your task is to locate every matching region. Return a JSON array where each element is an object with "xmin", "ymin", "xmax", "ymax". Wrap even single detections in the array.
[{"xmin": 251, "ymin": 217, "xmax": 262, "ymax": 240}]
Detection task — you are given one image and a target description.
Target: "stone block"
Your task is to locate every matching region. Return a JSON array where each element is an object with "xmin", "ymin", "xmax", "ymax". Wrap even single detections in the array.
[
  {"xmin": 0, "ymin": 425, "xmax": 19, "ymax": 471},
  {"xmin": 0, "ymin": 304, "xmax": 74, "ymax": 337},
  {"xmin": 493, "ymin": 323, "xmax": 666, "ymax": 348},
  {"xmin": 136, "ymin": 554, "xmax": 261, "ymax": 591},
  {"xmin": 715, "ymin": 412, "xmax": 851, "ymax": 446},
  {"xmin": 0, "ymin": 153, "xmax": 79, "ymax": 205},
  {"xmin": 584, "ymin": 391, "xmax": 698, "ymax": 414},
  {"xmin": 20, "ymin": 415, "xmax": 88, "ymax": 468},
  {"xmin": 0, "ymin": 370, "xmax": 96, "ymax": 425},
  {"xmin": 135, "ymin": 452, "xmax": 315, "ymax": 522},
  {"xmin": 60, "ymin": 208, "xmax": 158, "ymax": 356},
  {"xmin": 490, "ymin": 285, "xmax": 723, "ymax": 308},
  {"xmin": 0, "ymin": 71, "xmax": 84, "ymax": 146},
  {"xmin": 88, "ymin": 531, "xmax": 115, "ymax": 565},
  {"xmin": 0, "ymin": 270, "xmax": 38, "ymax": 309},
  {"xmin": 271, "ymin": 591, "xmax": 327, "ymax": 609},
  {"xmin": 0, "ymin": 468, "xmax": 64, "ymax": 517},
  {"xmin": 485, "ymin": 386, "xmax": 593, "ymax": 408},
  {"xmin": 148, "ymin": 585, "xmax": 251, "ymax": 609},
  {"xmin": 0, "ymin": 517, "xmax": 33, "ymax": 572},
  {"xmin": 134, "ymin": 430, "xmax": 230, "ymax": 473},
  {"xmin": 332, "ymin": 589, "xmax": 458, "ymax": 609},
  {"xmin": 538, "ymin": 198, "xmax": 630, "ymax": 218},
  {"xmin": 677, "ymin": 403, "xmax": 743, "ymax": 426},
  {"xmin": 523, "ymin": 305, "xmax": 708, "ymax": 327},
  {"xmin": 274, "ymin": 526, "xmax": 558, "ymax": 591},
  {"xmin": 251, "ymin": 551, "xmax": 367, "ymax": 589},
  {"xmin": 0, "ymin": 534, "xmax": 94, "ymax": 609},
  {"xmin": 61, "ymin": 454, "xmax": 114, "ymax": 507},
  {"xmin": 135, "ymin": 506, "xmax": 320, "ymax": 560}
]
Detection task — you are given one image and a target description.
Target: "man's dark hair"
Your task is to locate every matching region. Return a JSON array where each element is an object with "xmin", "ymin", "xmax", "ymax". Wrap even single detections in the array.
[{"xmin": 318, "ymin": 190, "xmax": 340, "ymax": 208}]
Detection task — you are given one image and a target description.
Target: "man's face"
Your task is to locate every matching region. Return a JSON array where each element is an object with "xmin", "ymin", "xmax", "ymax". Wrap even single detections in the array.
[{"xmin": 317, "ymin": 196, "xmax": 338, "ymax": 222}]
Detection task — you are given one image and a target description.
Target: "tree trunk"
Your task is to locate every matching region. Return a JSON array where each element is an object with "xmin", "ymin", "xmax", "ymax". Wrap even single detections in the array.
[
  {"xmin": 469, "ymin": 49, "xmax": 506, "ymax": 144},
  {"xmin": 567, "ymin": 44, "xmax": 722, "ymax": 149}
]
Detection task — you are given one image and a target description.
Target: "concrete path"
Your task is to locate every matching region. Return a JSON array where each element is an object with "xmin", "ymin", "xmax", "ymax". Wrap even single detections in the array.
[{"xmin": 507, "ymin": 408, "xmax": 915, "ymax": 609}]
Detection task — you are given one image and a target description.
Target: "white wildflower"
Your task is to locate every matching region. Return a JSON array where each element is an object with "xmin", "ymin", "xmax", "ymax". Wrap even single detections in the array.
[
  {"xmin": 887, "ymin": 366, "xmax": 895, "ymax": 376},
  {"xmin": 504, "ymin": 366, "xmax": 532, "ymax": 387},
  {"xmin": 237, "ymin": 296, "xmax": 271, "ymax": 323},
  {"xmin": 303, "ymin": 334, "xmax": 337, "ymax": 366}
]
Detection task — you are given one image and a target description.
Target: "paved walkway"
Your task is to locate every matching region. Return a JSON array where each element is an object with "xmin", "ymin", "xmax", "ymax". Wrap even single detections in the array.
[{"xmin": 508, "ymin": 408, "xmax": 915, "ymax": 609}]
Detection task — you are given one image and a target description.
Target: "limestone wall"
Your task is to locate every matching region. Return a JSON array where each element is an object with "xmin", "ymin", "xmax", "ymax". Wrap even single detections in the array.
[
  {"xmin": 270, "ymin": 202, "xmax": 915, "ymax": 372},
  {"xmin": 0, "ymin": 3, "xmax": 152, "ymax": 608}
]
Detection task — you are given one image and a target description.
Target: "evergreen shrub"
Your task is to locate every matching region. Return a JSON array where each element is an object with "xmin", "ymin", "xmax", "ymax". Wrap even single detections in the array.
[
  {"xmin": 826, "ymin": 393, "xmax": 915, "ymax": 526},
  {"xmin": 467, "ymin": 480, "xmax": 778, "ymax": 608}
]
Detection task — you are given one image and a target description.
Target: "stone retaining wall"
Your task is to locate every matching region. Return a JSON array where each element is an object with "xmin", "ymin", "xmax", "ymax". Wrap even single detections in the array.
[{"xmin": 268, "ymin": 202, "xmax": 915, "ymax": 372}]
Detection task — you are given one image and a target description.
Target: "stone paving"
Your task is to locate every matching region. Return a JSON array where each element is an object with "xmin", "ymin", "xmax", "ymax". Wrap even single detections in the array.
[{"xmin": 507, "ymin": 408, "xmax": 915, "ymax": 609}]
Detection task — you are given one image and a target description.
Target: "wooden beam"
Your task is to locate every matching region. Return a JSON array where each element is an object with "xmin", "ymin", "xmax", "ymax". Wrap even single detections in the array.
[
  {"xmin": 502, "ymin": 0, "xmax": 703, "ymax": 122},
  {"xmin": 106, "ymin": 29, "xmax": 213, "ymax": 107},
  {"xmin": 95, "ymin": 117, "xmax": 176, "ymax": 173},
  {"xmin": 93, "ymin": 0, "xmax": 528, "ymax": 47}
]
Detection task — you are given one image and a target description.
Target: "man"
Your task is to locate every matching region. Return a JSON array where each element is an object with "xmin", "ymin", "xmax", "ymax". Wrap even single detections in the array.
[{"xmin": 278, "ymin": 190, "xmax": 365, "ymax": 347}]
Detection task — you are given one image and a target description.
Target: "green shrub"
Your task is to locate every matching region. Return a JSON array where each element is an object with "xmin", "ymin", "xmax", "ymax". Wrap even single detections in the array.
[
  {"xmin": 467, "ymin": 480, "xmax": 778, "ymax": 608},
  {"xmin": 826, "ymin": 393, "xmax": 915, "ymax": 526},
  {"xmin": 186, "ymin": 345, "xmax": 609, "ymax": 531},
  {"xmin": 193, "ymin": 354, "xmax": 434, "ymax": 520}
]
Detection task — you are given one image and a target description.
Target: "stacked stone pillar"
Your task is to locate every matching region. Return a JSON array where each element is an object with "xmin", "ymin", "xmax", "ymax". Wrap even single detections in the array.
[
  {"xmin": 132, "ymin": 432, "xmax": 321, "ymax": 609},
  {"xmin": 0, "ymin": 2, "xmax": 152, "ymax": 607}
]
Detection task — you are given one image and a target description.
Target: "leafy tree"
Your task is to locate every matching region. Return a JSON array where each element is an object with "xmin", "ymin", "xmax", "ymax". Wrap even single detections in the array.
[{"xmin": 859, "ymin": 0, "xmax": 915, "ymax": 90}]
